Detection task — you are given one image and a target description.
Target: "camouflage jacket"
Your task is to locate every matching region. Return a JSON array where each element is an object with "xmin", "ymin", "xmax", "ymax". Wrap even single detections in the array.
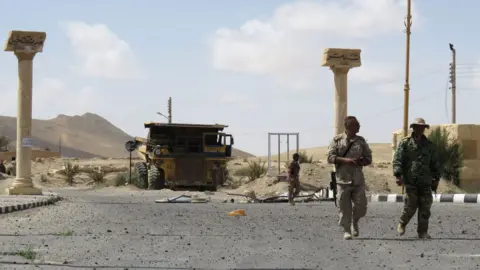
[
  {"xmin": 6, "ymin": 161, "xmax": 16, "ymax": 176},
  {"xmin": 327, "ymin": 133, "xmax": 372, "ymax": 186},
  {"xmin": 288, "ymin": 160, "xmax": 300, "ymax": 179},
  {"xmin": 392, "ymin": 134, "xmax": 441, "ymax": 188}
]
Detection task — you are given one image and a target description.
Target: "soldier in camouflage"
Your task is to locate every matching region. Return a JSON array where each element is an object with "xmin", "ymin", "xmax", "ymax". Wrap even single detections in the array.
[
  {"xmin": 287, "ymin": 153, "xmax": 301, "ymax": 206},
  {"xmin": 327, "ymin": 116, "xmax": 372, "ymax": 240},
  {"xmin": 5, "ymin": 157, "xmax": 16, "ymax": 176},
  {"xmin": 392, "ymin": 118, "xmax": 441, "ymax": 239}
]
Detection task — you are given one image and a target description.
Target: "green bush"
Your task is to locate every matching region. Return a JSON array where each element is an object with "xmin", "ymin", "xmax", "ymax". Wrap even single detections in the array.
[
  {"xmin": 234, "ymin": 159, "xmax": 267, "ymax": 182},
  {"xmin": 114, "ymin": 172, "xmax": 138, "ymax": 187},
  {"xmin": 298, "ymin": 151, "xmax": 313, "ymax": 164},
  {"xmin": 88, "ymin": 169, "xmax": 105, "ymax": 184},
  {"xmin": 427, "ymin": 127, "xmax": 464, "ymax": 186},
  {"xmin": 0, "ymin": 135, "xmax": 11, "ymax": 151},
  {"xmin": 58, "ymin": 161, "xmax": 80, "ymax": 185}
]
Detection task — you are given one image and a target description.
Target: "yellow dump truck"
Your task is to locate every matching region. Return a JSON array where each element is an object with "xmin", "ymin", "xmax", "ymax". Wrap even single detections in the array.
[{"xmin": 126, "ymin": 122, "xmax": 234, "ymax": 191}]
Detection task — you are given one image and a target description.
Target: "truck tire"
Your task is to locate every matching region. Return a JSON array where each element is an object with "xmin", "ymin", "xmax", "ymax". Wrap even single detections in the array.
[
  {"xmin": 135, "ymin": 162, "xmax": 148, "ymax": 189},
  {"xmin": 148, "ymin": 166, "xmax": 165, "ymax": 190}
]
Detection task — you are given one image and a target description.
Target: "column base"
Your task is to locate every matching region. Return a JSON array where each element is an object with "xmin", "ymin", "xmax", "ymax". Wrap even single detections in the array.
[{"xmin": 5, "ymin": 186, "xmax": 43, "ymax": 195}]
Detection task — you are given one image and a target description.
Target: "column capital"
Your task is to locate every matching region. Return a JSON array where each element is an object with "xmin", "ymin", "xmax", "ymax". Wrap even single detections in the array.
[{"xmin": 321, "ymin": 48, "xmax": 362, "ymax": 69}]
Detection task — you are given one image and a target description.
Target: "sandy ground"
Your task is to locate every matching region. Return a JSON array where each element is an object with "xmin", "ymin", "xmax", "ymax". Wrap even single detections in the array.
[{"xmin": 0, "ymin": 144, "xmax": 467, "ymax": 197}]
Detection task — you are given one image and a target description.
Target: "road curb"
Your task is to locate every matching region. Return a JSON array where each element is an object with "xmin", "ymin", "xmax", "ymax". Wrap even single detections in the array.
[
  {"xmin": 369, "ymin": 194, "xmax": 480, "ymax": 203},
  {"xmin": 321, "ymin": 188, "xmax": 480, "ymax": 204},
  {"xmin": 0, "ymin": 193, "xmax": 63, "ymax": 214}
]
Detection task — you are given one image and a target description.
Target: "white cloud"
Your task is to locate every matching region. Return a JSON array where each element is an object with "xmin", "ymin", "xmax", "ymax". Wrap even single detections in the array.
[
  {"xmin": 62, "ymin": 21, "xmax": 144, "ymax": 79},
  {"xmin": 211, "ymin": 0, "xmax": 420, "ymax": 90}
]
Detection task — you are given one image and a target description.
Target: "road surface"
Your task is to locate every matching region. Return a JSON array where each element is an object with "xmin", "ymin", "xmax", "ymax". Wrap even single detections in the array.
[{"xmin": 0, "ymin": 188, "xmax": 479, "ymax": 269}]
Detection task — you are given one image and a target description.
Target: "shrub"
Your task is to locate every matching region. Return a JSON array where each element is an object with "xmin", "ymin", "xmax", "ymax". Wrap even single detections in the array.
[
  {"xmin": 298, "ymin": 151, "xmax": 313, "ymax": 164},
  {"xmin": 88, "ymin": 169, "xmax": 105, "ymax": 184},
  {"xmin": 114, "ymin": 172, "xmax": 138, "ymax": 186},
  {"xmin": 58, "ymin": 161, "xmax": 80, "ymax": 185},
  {"xmin": 0, "ymin": 135, "xmax": 11, "ymax": 151},
  {"xmin": 234, "ymin": 159, "xmax": 267, "ymax": 182},
  {"xmin": 427, "ymin": 127, "xmax": 464, "ymax": 186}
]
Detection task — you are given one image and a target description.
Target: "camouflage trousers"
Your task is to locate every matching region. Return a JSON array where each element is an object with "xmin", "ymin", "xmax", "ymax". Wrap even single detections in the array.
[
  {"xmin": 399, "ymin": 187, "xmax": 433, "ymax": 233},
  {"xmin": 338, "ymin": 184, "xmax": 367, "ymax": 231},
  {"xmin": 288, "ymin": 176, "xmax": 300, "ymax": 203}
]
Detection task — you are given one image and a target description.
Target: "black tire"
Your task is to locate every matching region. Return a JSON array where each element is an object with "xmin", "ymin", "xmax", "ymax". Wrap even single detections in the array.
[
  {"xmin": 134, "ymin": 162, "xmax": 148, "ymax": 189},
  {"xmin": 148, "ymin": 166, "xmax": 165, "ymax": 190}
]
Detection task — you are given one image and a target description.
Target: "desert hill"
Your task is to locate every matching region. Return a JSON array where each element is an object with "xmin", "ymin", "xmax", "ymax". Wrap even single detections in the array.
[{"xmin": 0, "ymin": 113, "xmax": 255, "ymax": 159}]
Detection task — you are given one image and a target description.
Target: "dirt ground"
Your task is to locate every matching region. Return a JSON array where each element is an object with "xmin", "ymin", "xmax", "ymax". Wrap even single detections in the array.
[{"xmin": 0, "ymin": 143, "xmax": 467, "ymax": 196}]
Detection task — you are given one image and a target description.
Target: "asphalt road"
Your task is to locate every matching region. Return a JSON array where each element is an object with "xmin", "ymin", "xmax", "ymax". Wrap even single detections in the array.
[{"xmin": 0, "ymin": 188, "xmax": 479, "ymax": 270}]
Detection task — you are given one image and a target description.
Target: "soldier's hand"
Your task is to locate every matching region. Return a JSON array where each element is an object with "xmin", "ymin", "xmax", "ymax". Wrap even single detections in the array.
[
  {"xmin": 343, "ymin": 158, "xmax": 357, "ymax": 165},
  {"xmin": 395, "ymin": 176, "xmax": 403, "ymax": 186}
]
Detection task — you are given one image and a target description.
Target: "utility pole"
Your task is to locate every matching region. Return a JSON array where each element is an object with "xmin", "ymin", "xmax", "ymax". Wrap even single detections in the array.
[
  {"xmin": 167, "ymin": 97, "xmax": 172, "ymax": 124},
  {"xmin": 449, "ymin": 43, "xmax": 456, "ymax": 124},
  {"xmin": 403, "ymin": 0, "xmax": 412, "ymax": 137}
]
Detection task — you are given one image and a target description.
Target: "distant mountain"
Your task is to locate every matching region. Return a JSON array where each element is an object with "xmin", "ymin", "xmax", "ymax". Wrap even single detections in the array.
[{"xmin": 0, "ymin": 113, "xmax": 255, "ymax": 159}]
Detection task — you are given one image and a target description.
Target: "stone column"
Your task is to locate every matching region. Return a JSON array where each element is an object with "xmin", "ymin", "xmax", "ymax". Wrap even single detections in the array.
[
  {"xmin": 4, "ymin": 30, "xmax": 46, "ymax": 195},
  {"xmin": 322, "ymin": 48, "xmax": 361, "ymax": 136}
]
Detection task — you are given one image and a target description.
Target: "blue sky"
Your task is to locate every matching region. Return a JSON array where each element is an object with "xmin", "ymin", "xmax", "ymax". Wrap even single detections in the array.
[{"xmin": 1, "ymin": 0, "xmax": 480, "ymax": 156}]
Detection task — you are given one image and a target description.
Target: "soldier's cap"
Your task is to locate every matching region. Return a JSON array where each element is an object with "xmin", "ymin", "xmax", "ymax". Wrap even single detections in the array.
[{"xmin": 410, "ymin": 118, "xmax": 430, "ymax": 129}]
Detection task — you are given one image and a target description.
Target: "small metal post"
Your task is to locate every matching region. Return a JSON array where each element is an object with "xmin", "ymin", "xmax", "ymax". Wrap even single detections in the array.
[
  {"xmin": 267, "ymin": 133, "xmax": 271, "ymax": 174},
  {"xmin": 296, "ymin": 133, "xmax": 300, "ymax": 154},
  {"xmin": 128, "ymin": 152, "xmax": 132, "ymax": 185},
  {"xmin": 277, "ymin": 134, "xmax": 281, "ymax": 175},
  {"xmin": 287, "ymin": 135, "xmax": 290, "ymax": 163}
]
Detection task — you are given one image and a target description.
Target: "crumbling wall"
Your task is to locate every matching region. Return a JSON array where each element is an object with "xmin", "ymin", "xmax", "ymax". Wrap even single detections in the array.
[
  {"xmin": 392, "ymin": 124, "xmax": 480, "ymax": 192},
  {"xmin": 0, "ymin": 149, "xmax": 60, "ymax": 161}
]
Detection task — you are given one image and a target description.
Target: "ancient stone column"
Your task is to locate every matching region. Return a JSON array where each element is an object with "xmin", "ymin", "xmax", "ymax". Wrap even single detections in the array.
[
  {"xmin": 322, "ymin": 48, "xmax": 361, "ymax": 136},
  {"xmin": 4, "ymin": 30, "xmax": 46, "ymax": 195}
]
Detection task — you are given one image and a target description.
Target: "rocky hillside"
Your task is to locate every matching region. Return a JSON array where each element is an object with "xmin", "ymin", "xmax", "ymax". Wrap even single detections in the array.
[{"xmin": 0, "ymin": 113, "xmax": 254, "ymax": 159}]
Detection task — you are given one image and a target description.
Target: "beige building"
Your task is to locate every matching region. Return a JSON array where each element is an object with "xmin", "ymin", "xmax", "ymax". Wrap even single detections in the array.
[
  {"xmin": 0, "ymin": 149, "xmax": 60, "ymax": 161},
  {"xmin": 392, "ymin": 124, "xmax": 480, "ymax": 192}
]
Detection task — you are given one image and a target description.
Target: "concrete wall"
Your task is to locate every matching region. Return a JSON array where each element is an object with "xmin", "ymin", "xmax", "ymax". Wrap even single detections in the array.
[
  {"xmin": 0, "ymin": 149, "xmax": 60, "ymax": 161},
  {"xmin": 392, "ymin": 124, "xmax": 480, "ymax": 192}
]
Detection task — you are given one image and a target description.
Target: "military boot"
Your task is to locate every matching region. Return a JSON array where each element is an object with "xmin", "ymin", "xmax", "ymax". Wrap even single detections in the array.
[
  {"xmin": 352, "ymin": 219, "xmax": 359, "ymax": 237},
  {"xmin": 418, "ymin": 232, "xmax": 432, "ymax": 239},
  {"xmin": 397, "ymin": 223, "xmax": 406, "ymax": 236}
]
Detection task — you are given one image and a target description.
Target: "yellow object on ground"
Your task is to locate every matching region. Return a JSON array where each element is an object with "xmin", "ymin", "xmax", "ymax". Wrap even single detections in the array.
[{"xmin": 228, "ymin": 209, "xmax": 246, "ymax": 216}]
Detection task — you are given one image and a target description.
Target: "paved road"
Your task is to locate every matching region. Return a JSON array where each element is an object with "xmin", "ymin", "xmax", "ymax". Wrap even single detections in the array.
[{"xmin": 0, "ymin": 188, "xmax": 479, "ymax": 270}]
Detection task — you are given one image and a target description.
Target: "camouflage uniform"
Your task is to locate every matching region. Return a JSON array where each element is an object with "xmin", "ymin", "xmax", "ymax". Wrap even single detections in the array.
[
  {"xmin": 0, "ymin": 160, "xmax": 5, "ymax": 174},
  {"xmin": 392, "ymin": 123, "xmax": 441, "ymax": 237},
  {"xmin": 6, "ymin": 160, "xmax": 16, "ymax": 176},
  {"xmin": 327, "ymin": 133, "xmax": 372, "ymax": 237},
  {"xmin": 287, "ymin": 157, "xmax": 300, "ymax": 205}
]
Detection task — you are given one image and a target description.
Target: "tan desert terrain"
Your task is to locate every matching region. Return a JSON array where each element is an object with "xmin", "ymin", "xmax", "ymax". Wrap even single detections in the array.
[{"xmin": 0, "ymin": 113, "xmax": 464, "ymax": 196}]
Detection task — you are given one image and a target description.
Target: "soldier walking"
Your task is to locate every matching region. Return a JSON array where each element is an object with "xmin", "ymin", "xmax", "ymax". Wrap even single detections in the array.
[
  {"xmin": 327, "ymin": 116, "xmax": 372, "ymax": 240},
  {"xmin": 287, "ymin": 153, "xmax": 301, "ymax": 206},
  {"xmin": 393, "ymin": 118, "xmax": 441, "ymax": 239}
]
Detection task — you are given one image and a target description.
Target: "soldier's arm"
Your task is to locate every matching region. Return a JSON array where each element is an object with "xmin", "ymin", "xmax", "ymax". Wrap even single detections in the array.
[
  {"xmin": 429, "ymin": 145, "xmax": 442, "ymax": 180},
  {"xmin": 361, "ymin": 140, "xmax": 373, "ymax": 166},
  {"xmin": 287, "ymin": 162, "xmax": 294, "ymax": 176},
  {"xmin": 326, "ymin": 139, "xmax": 338, "ymax": 164},
  {"xmin": 392, "ymin": 140, "xmax": 406, "ymax": 178}
]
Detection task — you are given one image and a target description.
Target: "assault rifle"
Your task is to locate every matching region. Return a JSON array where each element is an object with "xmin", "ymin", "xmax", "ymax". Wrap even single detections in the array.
[{"xmin": 329, "ymin": 141, "xmax": 354, "ymax": 207}]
